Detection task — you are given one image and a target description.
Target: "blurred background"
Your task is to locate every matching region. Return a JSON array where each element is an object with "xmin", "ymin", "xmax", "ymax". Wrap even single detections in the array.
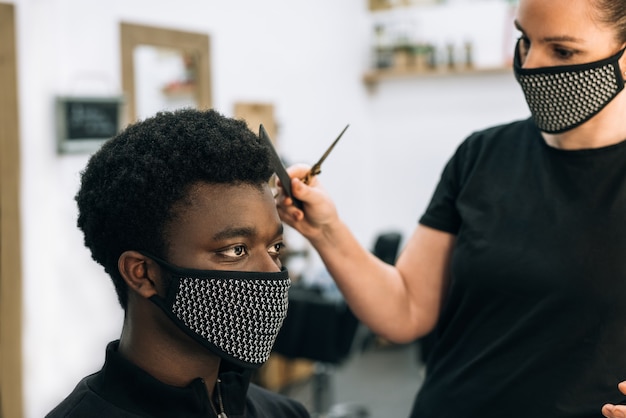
[{"xmin": 0, "ymin": 0, "xmax": 528, "ymax": 416}]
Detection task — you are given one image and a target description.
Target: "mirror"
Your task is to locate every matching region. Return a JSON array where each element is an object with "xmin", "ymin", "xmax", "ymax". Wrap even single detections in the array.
[{"xmin": 120, "ymin": 22, "xmax": 211, "ymax": 124}]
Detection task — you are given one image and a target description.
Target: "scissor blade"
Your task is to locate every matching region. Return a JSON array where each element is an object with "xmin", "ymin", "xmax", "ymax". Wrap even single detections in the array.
[
  {"xmin": 302, "ymin": 124, "xmax": 350, "ymax": 184},
  {"xmin": 259, "ymin": 124, "xmax": 303, "ymax": 210},
  {"xmin": 313, "ymin": 124, "xmax": 350, "ymax": 169}
]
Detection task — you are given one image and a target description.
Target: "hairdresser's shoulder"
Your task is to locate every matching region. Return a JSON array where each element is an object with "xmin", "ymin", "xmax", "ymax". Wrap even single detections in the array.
[{"xmin": 463, "ymin": 117, "xmax": 535, "ymax": 149}]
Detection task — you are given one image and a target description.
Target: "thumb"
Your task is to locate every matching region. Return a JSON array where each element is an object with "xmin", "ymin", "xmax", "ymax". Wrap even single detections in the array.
[{"xmin": 291, "ymin": 176, "xmax": 313, "ymax": 200}]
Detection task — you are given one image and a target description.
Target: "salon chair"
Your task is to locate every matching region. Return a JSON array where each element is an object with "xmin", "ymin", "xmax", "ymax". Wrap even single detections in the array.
[
  {"xmin": 372, "ymin": 231, "xmax": 436, "ymax": 363},
  {"xmin": 272, "ymin": 283, "xmax": 369, "ymax": 418},
  {"xmin": 357, "ymin": 231, "xmax": 404, "ymax": 352},
  {"xmin": 372, "ymin": 231, "xmax": 402, "ymax": 265},
  {"xmin": 273, "ymin": 232, "xmax": 403, "ymax": 417}
]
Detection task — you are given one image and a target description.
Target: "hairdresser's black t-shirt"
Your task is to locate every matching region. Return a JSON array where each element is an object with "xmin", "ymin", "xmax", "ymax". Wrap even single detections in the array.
[{"xmin": 415, "ymin": 118, "xmax": 626, "ymax": 417}]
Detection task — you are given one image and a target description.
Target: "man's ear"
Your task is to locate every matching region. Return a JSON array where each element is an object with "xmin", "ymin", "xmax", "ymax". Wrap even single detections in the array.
[{"xmin": 118, "ymin": 250, "xmax": 159, "ymax": 299}]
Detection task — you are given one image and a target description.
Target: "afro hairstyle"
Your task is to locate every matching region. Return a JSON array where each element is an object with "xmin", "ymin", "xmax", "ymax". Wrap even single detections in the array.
[{"xmin": 75, "ymin": 108, "xmax": 274, "ymax": 309}]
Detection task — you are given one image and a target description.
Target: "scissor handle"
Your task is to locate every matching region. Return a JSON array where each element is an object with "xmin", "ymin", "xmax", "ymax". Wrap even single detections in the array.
[{"xmin": 302, "ymin": 165, "xmax": 321, "ymax": 185}]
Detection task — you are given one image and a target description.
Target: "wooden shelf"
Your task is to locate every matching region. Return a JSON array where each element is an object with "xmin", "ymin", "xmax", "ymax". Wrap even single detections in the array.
[
  {"xmin": 161, "ymin": 82, "xmax": 197, "ymax": 97},
  {"xmin": 363, "ymin": 65, "xmax": 512, "ymax": 87}
]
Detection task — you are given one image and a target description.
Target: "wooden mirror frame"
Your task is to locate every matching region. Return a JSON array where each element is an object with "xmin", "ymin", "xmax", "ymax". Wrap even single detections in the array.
[
  {"xmin": 0, "ymin": 3, "xmax": 24, "ymax": 418},
  {"xmin": 120, "ymin": 22, "xmax": 212, "ymax": 124}
]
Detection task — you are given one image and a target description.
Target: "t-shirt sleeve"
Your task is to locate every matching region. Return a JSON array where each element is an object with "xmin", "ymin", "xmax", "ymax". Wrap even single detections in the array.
[{"xmin": 419, "ymin": 139, "xmax": 470, "ymax": 234}]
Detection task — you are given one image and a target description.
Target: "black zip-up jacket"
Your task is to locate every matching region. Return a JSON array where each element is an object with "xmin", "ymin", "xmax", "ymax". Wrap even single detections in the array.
[{"xmin": 46, "ymin": 341, "xmax": 310, "ymax": 418}]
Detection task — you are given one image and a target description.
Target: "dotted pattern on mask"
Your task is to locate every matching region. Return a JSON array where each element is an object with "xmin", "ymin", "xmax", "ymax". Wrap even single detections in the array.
[
  {"xmin": 515, "ymin": 63, "xmax": 619, "ymax": 133},
  {"xmin": 172, "ymin": 275, "xmax": 291, "ymax": 365}
]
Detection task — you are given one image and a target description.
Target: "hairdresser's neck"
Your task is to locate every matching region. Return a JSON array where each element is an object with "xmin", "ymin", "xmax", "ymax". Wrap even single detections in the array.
[{"xmin": 543, "ymin": 95, "xmax": 626, "ymax": 150}]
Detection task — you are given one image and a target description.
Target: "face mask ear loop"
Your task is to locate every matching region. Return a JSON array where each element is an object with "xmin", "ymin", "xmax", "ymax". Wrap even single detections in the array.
[{"xmin": 618, "ymin": 43, "xmax": 626, "ymax": 78}]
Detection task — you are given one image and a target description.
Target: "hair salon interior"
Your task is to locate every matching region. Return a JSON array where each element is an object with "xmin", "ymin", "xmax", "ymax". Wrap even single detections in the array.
[{"xmin": 1, "ymin": 0, "xmax": 527, "ymax": 417}]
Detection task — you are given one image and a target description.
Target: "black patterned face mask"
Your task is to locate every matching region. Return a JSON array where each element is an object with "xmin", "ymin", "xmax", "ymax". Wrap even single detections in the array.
[
  {"xmin": 143, "ymin": 253, "xmax": 290, "ymax": 369},
  {"xmin": 514, "ymin": 40, "xmax": 625, "ymax": 134}
]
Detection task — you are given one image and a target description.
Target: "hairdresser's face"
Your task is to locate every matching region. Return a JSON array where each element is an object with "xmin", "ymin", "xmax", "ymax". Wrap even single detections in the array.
[
  {"xmin": 515, "ymin": 0, "xmax": 624, "ymax": 69},
  {"xmin": 164, "ymin": 182, "xmax": 284, "ymax": 273}
]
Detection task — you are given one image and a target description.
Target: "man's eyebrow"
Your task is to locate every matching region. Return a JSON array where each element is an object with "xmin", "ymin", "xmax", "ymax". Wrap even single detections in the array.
[
  {"xmin": 212, "ymin": 223, "xmax": 284, "ymax": 241},
  {"xmin": 514, "ymin": 20, "xmax": 584, "ymax": 43},
  {"xmin": 213, "ymin": 226, "xmax": 256, "ymax": 241}
]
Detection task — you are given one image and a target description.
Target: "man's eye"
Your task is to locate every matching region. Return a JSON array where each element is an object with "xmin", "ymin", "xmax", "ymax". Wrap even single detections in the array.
[
  {"xmin": 269, "ymin": 242, "xmax": 285, "ymax": 256},
  {"xmin": 222, "ymin": 245, "xmax": 247, "ymax": 258}
]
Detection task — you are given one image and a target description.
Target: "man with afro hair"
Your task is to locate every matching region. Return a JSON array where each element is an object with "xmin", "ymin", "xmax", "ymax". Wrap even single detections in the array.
[{"xmin": 46, "ymin": 108, "xmax": 310, "ymax": 418}]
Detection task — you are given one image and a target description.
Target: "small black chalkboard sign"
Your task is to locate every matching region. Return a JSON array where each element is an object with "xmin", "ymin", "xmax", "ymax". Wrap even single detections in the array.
[{"xmin": 56, "ymin": 96, "xmax": 124, "ymax": 153}]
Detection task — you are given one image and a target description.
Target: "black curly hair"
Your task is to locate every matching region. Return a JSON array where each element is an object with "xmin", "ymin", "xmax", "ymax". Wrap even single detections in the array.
[{"xmin": 75, "ymin": 108, "xmax": 274, "ymax": 309}]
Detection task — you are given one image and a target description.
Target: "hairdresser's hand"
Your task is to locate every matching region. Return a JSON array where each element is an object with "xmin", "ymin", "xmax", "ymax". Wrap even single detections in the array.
[
  {"xmin": 276, "ymin": 163, "xmax": 340, "ymax": 242},
  {"xmin": 602, "ymin": 381, "xmax": 626, "ymax": 417}
]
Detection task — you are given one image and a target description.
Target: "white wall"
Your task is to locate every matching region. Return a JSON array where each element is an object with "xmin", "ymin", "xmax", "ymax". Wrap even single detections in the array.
[{"xmin": 10, "ymin": 0, "xmax": 528, "ymax": 416}]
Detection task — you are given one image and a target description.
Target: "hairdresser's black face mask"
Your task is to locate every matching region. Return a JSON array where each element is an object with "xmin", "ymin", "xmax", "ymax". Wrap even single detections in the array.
[
  {"xmin": 514, "ymin": 40, "xmax": 626, "ymax": 134},
  {"xmin": 144, "ymin": 253, "xmax": 290, "ymax": 369}
]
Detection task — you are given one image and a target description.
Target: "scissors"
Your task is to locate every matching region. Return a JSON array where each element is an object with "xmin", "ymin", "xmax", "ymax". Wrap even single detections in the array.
[{"xmin": 301, "ymin": 124, "xmax": 350, "ymax": 185}]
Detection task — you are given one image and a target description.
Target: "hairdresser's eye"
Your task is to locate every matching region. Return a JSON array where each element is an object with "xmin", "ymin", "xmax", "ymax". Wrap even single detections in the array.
[
  {"xmin": 220, "ymin": 245, "xmax": 248, "ymax": 258},
  {"xmin": 553, "ymin": 46, "xmax": 576, "ymax": 60}
]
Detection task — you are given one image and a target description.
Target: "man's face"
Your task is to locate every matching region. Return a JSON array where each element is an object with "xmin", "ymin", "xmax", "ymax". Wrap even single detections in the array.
[
  {"xmin": 130, "ymin": 181, "xmax": 290, "ymax": 368},
  {"xmin": 164, "ymin": 181, "xmax": 284, "ymax": 273}
]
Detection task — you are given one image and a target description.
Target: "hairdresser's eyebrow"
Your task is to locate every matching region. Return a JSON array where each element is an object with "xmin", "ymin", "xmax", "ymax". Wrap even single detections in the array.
[{"xmin": 514, "ymin": 20, "xmax": 585, "ymax": 43}]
